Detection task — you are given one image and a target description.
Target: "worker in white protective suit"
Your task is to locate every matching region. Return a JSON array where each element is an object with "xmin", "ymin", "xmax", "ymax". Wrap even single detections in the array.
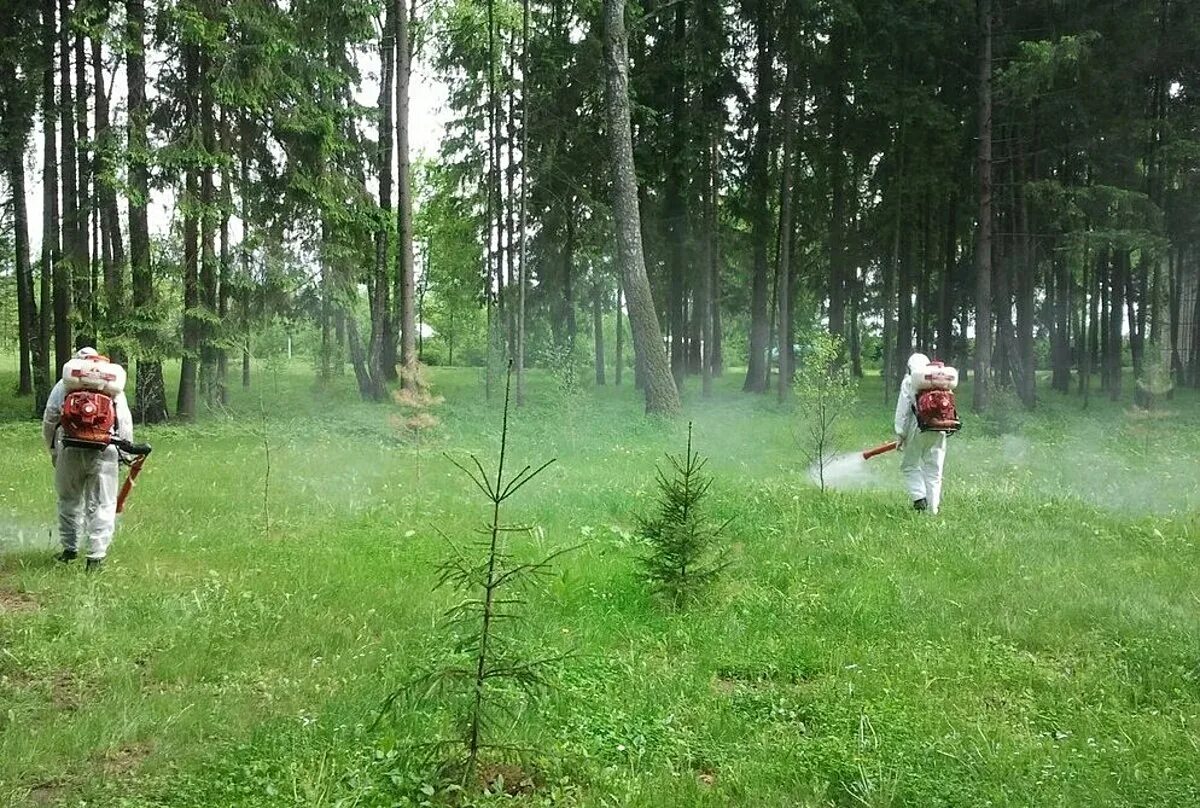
[
  {"xmin": 894, "ymin": 352, "xmax": 947, "ymax": 513},
  {"xmin": 41, "ymin": 347, "xmax": 134, "ymax": 571}
]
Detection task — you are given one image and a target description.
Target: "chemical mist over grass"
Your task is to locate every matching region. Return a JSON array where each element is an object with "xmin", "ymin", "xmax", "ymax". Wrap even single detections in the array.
[{"xmin": 1, "ymin": 360, "xmax": 1199, "ymax": 807}]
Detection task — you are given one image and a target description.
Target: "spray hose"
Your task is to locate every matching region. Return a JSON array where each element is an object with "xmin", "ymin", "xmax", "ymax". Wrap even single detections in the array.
[
  {"xmin": 113, "ymin": 440, "xmax": 152, "ymax": 515},
  {"xmin": 862, "ymin": 440, "xmax": 899, "ymax": 461}
]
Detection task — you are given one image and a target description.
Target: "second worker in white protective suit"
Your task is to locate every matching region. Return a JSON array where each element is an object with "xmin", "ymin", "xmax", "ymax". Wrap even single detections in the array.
[
  {"xmin": 41, "ymin": 346, "xmax": 134, "ymax": 571},
  {"xmin": 894, "ymin": 352, "xmax": 947, "ymax": 513}
]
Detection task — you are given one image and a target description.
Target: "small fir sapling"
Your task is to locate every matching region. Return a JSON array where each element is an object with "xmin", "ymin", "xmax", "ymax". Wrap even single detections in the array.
[
  {"xmin": 638, "ymin": 423, "xmax": 731, "ymax": 605},
  {"xmin": 377, "ymin": 362, "xmax": 575, "ymax": 787}
]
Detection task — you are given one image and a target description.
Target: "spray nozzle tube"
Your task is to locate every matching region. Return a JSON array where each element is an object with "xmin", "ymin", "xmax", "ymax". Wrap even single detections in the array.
[{"xmin": 862, "ymin": 441, "xmax": 899, "ymax": 461}]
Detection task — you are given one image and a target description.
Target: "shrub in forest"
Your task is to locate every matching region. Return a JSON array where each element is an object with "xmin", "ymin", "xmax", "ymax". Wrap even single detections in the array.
[{"xmin": 794, "ymin": 332, "xmax": 857, "ymax": 492}]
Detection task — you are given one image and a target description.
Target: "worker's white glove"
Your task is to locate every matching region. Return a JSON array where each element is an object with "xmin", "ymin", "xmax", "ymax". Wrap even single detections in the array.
[{"xmin": 894, "ymin": 433, "xmax": 905, "ymax": 450}]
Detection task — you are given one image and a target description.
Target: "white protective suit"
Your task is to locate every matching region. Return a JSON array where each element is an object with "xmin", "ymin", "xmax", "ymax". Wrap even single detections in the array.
[
  {"xmin": 894, "ymin": 352, "xmax": 948, "ymax": 514},
  {"xmin": 41, "ymin": 349, "xmax": 134, "ymax": 560}
]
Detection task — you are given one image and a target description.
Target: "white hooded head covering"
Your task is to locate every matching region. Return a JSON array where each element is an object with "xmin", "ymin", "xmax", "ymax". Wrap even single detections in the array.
[
  {"xmin": 907, "ymin": 352, "xmax": 930, "ymax": 375},
  {"xmin": 74, "ymin": 347, "xmax": 99, "ymax": 360}
]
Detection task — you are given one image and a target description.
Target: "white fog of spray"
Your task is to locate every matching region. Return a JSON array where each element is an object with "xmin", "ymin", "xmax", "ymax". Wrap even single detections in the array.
[{"xmin": 810, "ymin": 452, "xmax": 884, "ymax": 490}]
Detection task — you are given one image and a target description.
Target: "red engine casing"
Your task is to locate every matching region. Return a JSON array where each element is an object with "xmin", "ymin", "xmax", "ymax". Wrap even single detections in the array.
[
  {"xmin": 916, "ymin": 389, "xmax": 961, "ymax": 433},
  {"xmin": 61, "ymin": 391, "xmax": 116, "ymax": 449}
]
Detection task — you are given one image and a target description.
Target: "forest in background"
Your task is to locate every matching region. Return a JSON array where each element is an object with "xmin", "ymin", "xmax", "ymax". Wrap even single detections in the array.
[{"xmin": 1, "ymin": 0, "xmax": 1199, "ymax": 419}]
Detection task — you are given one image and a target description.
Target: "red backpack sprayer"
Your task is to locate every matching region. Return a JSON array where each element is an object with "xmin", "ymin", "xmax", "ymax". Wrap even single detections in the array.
[
  {"xmin": 862, "ymin": 360, "xmax": 962, "ymax": 461},
  {"xmin": 60, "ymin": 353, "xmax": 153, "ymax": 514}
]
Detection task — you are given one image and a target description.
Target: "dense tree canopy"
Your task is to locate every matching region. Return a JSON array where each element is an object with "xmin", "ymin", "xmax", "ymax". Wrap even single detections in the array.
[{"xmin": 2, "ymin": 0, "xmax": 1199, "ymax": 418}]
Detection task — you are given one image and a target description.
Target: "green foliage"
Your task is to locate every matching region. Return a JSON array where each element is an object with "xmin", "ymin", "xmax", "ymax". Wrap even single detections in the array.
[
  {"xmin": 997, "ymin": 33, "xmax": 1100, "ymax": 105},
  {"xmin": 794, "ymin": 332, "xmax": 858, "ymax": 492},
  {"xmin": 415, "ymin": 161, "xmax": 489, "ymax": 367},
  {"xmin": 637, "ymin": 424, "xmax": 730, "ymax": 605}
]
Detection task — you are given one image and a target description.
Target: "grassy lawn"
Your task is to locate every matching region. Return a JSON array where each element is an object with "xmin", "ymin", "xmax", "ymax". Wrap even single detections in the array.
[{"xmin": 1, "ymin": 358, "xmax": 1198, "ymax": 806}]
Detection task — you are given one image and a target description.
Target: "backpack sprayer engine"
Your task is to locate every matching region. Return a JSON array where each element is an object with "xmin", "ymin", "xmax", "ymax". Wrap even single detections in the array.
[
  {"xmin": 61, "ymin": 353, "xmax": 153, "ymax": 514},
  {"xmin": 862, "ymin": 360, "xmax": 961, "ymax": 461}
]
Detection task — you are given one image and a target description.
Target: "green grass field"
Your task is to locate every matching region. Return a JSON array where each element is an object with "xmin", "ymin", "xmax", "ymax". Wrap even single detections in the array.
[{"xmin": 1, "ymin": 358, "xmax": 1198, "ymax": 807}]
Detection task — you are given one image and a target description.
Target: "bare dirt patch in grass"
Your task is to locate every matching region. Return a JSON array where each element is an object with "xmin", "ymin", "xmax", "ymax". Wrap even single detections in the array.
[
  {"xmin": 478, "ymin": 762, "xmax": 538, "ymax": 796},
  {"xmin": 99, "ymin": 742, "xmax": 154, "ymax": 776},
  {"xmin": 0, "ymin": 588, "xmax": 39, "ymax": 614}
]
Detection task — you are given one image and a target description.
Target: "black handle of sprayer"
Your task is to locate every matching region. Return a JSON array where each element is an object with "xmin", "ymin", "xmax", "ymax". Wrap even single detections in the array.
[{"xmin": 113, "ymin": 440, "xmax": 152, "ymax": 457}]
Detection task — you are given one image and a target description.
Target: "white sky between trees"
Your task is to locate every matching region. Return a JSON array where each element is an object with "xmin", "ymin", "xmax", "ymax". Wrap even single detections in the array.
[{"xmin": 19, "ymin": 40, "xmax": 450, "ymax": 265}]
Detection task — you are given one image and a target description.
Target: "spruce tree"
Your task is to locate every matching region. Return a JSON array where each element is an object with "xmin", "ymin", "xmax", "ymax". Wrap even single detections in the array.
[{"xmin": 638, "ymin": 424, "xmax": 730, "ymax": 604}]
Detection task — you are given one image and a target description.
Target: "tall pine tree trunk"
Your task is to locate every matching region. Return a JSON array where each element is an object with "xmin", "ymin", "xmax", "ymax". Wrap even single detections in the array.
[
  {"xmin": 698, "ymin": 136, "xmax": 715, "ymax": 398},
  {"xmin": 70, "ymin": 23, "xmax": 91, "ymax": 340},
  {"xmin": 516, "ymin": 0, "xmax": 530, "ymax": 405},
  {"xmin": 593, "ymin": 278, "xmax": 606, "ymax": 385},
  {"xmin": 1108, "ymin": 251, "xmax": 1126, "ymax": 401},
  {"xmin": 11, "ymin": 158, "xmax": 32, "ymax": 398},
  {"xmin": 73, "ymin": 25, "xmax": 92, "ymax": 340},
  {"xmin": 238, "ymin": 114, "xmax": 253, "ymax": 390},
  {"xmin": 973, "ymin": 0, "xmax": 993, "ymax": 412},
  {"xmin": 10, "ymin": 151, "xmax": 35, "ymax": 397},
  {"xmin": 883, "ymin": 129, "xmax": 904, "ymax": 399},
  {"xmin": 36, "ymin": 0, "xmax": 58, "ymax": 409},
  {"xmin": 938, "ymin": 191, "xmax": 957, "ymax": 364},
  {"xmin": 177, "ymin": 42, "xmax": 201, "ymax": 420},
  {"xmin": 1081, "ymin": 251, "xmax": 1099, "ymax": 405},
  {"xmin": 1190, "ymin": 253, "xmax": 1200, "ymax": 388},
  {"xmin": 217, "ymin": 110, "xmax": 232, "ymax": 402},
  {"xmin": 742, "ymin": 0, "xmax": 773, "ymax": 393},
  {"xmin": 563, "ymin": 203, "xmax": 578, "ymax": 343},
  {"xmin": 1128, "ymin": 256, "xmax": 1148, "ymax": 379},
  {"xmin": 603, "ymin": 0, "xmax": 680, "ymax": 416},
  {"xmin": 93, "ymin": 31, "xmax": 126, "ymax": 354},
  {"xmin": 1099, "ymin": 252, "xmax": 1111, "ymax": 390},
  {"xmin": 1149, "ymin": 256, "xmax": 1165, "ymax": 352},
  {"xmin": 1078, "ymin": 252, "xmax": 1092, "ymax": 401},
  {"xmin": 696, "ymin": 0, "xmax": 722, "ymax": 392},
  {"xmin": 1169, "ymin": 247, "xmax": 1183, "ymax": 381},
  {"xmin": 776, "ymin": 55, "xmax": 797, "ymax": 402},
  {"xmin": 993, "ymin": 242, "xmax": 1013, "ymax": 386},
  {"xmin": 56, "ymin": 0, "xmax": 76, "ymax": 369},
  {"xmin": 126, "ymin": 0, "xmax": 166, "ymax": 422},
  {"xmin": 711, "ymin": 208, "xmax": 723, "ymax": 378},
  {"xmin": 396, "ymin": 0, "xmax": 417, "ymax": 388},
  {"xmin": 1095, "ymin": 249, "xmax": 1106, "ymax": 388},
  {"xmin": 665, "ymin": 0, "xmax": 688, "ymax": 387},
  {"xmin": 615, "ymin": 277, "xmax": 624, "ymax": 386},
  {"xmin": 505, "ymin": 64, "xmax": 518, "ymax": 364},
  {"xmin": 1052, "ymin": 248, "xmax": 1072, "ymax": 392},
  {"xmin": 1015, "ymin": 154, "xmax": 1036, "ymax": 407},
  {"xmin": 918, "ymin": 199, "xmax": 932, "ymax": 351},
  {"xmin": 483, "ymin": 0, "xmax": 499, "ymax": 400},
  {"xmin": 897, "ymin": 225, "xmax": 914, "ymax": 376},
  {"xmin": 827, "ymin": 33, "xmax": 848, "ymax": 348},
  {"xmin": 199, "ymin": 47, "xmax": 218, "ymax": 406},
  {"xmin": 369, "ymin": 2, "xmax": 395, "ymax": 399}
]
